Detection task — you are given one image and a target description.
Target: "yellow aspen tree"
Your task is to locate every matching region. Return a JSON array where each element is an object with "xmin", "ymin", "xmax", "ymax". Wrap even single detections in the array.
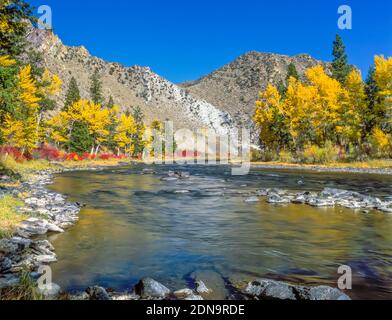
[
  {"xmin": 342, "ymin": 69, "xmax": 367, "ymax": 145},
  {"xmin": 253, "ymin": 84, "xmax": 288, "ymax": 151},
  {"xmin": 284, "ymin": 77, "xmax": 320, "ymax": 147},
  {"xmin": 305, "ymin": 65, "xmax": 346, "ymax": 144},
  {"xmin": 0, "ymin": 55, "xmax": 16, "ymax": 67},
  {"xmin": 114, "ymin": 113, "xmax": 137, "ymax": 155},
  {"xmin": 1, "ymin": 65, "xmax": 40, "ymax": 154},
  {"xmin": 374, "ymin": 55, "xmax": 392, "ymax": 129}
]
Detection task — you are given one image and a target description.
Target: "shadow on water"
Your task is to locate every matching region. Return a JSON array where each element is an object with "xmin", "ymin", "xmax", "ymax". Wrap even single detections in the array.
[{"xmin": 47, "ymin": 164, "xmax": 392, "ymax": 299}]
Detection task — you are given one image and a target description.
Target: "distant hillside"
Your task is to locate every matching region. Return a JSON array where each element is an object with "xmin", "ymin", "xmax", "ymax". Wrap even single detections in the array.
[{"xmin": 180, "ymin": 51, "xmax": 330, "ymax": 127}]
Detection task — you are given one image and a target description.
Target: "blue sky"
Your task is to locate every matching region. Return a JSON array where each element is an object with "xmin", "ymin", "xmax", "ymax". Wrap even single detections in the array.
[{"xmin": 29, "ymin": 0, "xmax": 392, "ymax": 83}]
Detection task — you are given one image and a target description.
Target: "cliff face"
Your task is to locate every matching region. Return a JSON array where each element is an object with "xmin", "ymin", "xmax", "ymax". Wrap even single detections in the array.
[
  {"xmin": 26, "ymin": 29, "xmax": 234, "ymax": 135},
  {"xmin": 181, "ymin": 51, "xmax": 330, "ymax": 126}
]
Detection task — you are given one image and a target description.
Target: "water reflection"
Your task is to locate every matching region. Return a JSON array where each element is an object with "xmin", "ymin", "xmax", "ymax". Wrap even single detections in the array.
[{"xmin": 48, "ymin": 164, "xmax": 392, "ymax": 299}]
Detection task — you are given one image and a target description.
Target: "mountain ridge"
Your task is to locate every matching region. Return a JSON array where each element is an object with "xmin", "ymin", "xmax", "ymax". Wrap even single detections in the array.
[{"xmin": 27, "ymin": 28, "xmax": 330, "ymax": 135}]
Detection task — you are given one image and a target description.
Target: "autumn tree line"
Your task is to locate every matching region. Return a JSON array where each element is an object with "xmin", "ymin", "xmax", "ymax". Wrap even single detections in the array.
[
  {"xmin": 0, "ymin": 1, "xmax": 166, "ymax": 160},
  {"xmin": 254, "ymin": 35, "xmax": 392, "ymax": 163}
]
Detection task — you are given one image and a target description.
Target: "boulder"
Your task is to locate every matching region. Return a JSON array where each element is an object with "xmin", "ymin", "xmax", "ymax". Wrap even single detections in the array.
[
  {"xmin": 134, "ymin": 278, "xmax": 171, "ymax": 299},
  {"xmin": 244, "ymin": 279, "xmax": 296, "ymax": 300},
  {"xmin": 0, "ymin": 274, "xmax": 19, "ymax": 289},
  {"xmin": 0, "ymin": 239, "xmax": 19, "ymax": 255},
  {"xmin": 174, "ymin": 288, "xmax": 194, "ymax": 299},
  {"xmin": 296, "ymin": 286, "xmax": 351, "ymax": 300},
  {"xmin": 34, "ymin": 254, "xmax": 57, "ymax": 264},
  {"xmin": 37, "ymin": 283, "xmax": 62, "ymax": 299},
  {"xmin": 86, "ymin": 286, "xmax": 111, "ymax": 300},
  {"xmin": 195, "ymin": 280, "xmax": 211, "ymax": 294},
  {"xmin": 0, "ymin": 256, "xmax": 12, "ymax": 273},
  {"xmin": 243, "ymin": 279, "xmax": 350, "ymax": 301}
]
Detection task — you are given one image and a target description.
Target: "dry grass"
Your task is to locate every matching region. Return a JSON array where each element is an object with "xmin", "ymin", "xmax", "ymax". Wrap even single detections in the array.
[{"xmin": 0, "ymin": 194, "xmax": 24, "ymax": 238}]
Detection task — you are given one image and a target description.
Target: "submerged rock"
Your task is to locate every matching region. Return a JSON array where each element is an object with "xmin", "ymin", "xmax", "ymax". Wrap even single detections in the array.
[
  {"xmin": 195, "ymin": 280, "xmax": 212, "ymax": 294},
  {"xmin": 134, "ymin": 278, "xmax": 171, "ymax": 299}
]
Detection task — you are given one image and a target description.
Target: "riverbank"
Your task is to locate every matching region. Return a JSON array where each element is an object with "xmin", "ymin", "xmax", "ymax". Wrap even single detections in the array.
[
  {"xmin": 1, "ymin": 158, "xmax": 133, "ymax": 299},
  {"xmin": 251, "ymin": 160, "xmax": 392, "ymax": 175}
]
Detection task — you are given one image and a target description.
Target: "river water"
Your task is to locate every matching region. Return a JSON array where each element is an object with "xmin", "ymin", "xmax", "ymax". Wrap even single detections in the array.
[{"xmin": 47, "ymin": 164, "xmax": 392, "ymax": 299}]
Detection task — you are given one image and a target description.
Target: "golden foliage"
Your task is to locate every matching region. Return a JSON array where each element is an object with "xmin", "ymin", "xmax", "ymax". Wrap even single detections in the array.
[{"xmin": 0, "ymin": 55, "xmax": 16, "ymax": 67}]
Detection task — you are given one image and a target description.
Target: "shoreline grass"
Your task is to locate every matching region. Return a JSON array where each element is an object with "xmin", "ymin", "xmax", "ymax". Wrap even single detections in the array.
[
  {"xmin": 251, "ymin": 159, "xmax": 392, "ymax": 170},
  {"xmin": 0, "ymin": 195, "xmax": 24, "ymax": 239}
]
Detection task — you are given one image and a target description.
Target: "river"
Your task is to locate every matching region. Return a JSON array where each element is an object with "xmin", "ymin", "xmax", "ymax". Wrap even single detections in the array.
[{"xmin": 47, "ymin": 164, "xmax": 392, "ymax": 299}]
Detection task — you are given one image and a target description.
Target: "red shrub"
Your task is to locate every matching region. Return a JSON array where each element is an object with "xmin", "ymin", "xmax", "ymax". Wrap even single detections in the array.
[
  {"xmin": 33, "ymin": 145, "xmax": 61, "ymax": 161},
  {"xmin": 64, "ymin": 152, "xmax": 81, "ymax": 161},
  {"xmin": 99, "ymin": 153, "xmax": 112, "ymax": 160},
  {"xmin": 0, "ymin": 146, "xmax": 26, "ymax": 162},
  {"xmin": 80, "ymin": 152, "xmax": 96, "ymax": 160}
]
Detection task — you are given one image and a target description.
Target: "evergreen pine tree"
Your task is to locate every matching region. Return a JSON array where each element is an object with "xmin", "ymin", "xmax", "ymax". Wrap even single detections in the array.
[
  {"xmin": 286, "ymin": 63, "xmax": 299, "ymax": 81},
  {"xmin": 105, "ymin": 96, "xmax": 117, "ymax": 152},
  {"xmin": 69, "ymin": 122, "xmax": 93, "ymax": 154},
  {"xmin": 63, "ymin": 77, "xmax": 91, "ymax": 153},
  {"xmin": 0, "ymin": 0, "xmax": 35, "ymax": 57},
  {"xmin": 64, "ymin": 77, "xmax": 80, "ymax": 111},
  {"xmin": 89, "ymin": 70, "xmax": 103, "ymax": 105},
  {"xmin": 277, "ymin": 80, "xmax": 287, "ymax": 97},
  {"xmin": 107, "ymin": 95, "xmax": 114, "ymax": 109},
  {"xmin": 131, "ymin": 106, "xmax": 146, "ymax": 157},
  {"xmin": 277, "ymin": 63, "xmax": 300, "ymax": 97},
  {"xmin": 332, "ymin": 34, "xmax": 351, "ymax": 84},
  {"xmin": 365, "ymin": 66, "xmax": 383, "ymax": 131}
]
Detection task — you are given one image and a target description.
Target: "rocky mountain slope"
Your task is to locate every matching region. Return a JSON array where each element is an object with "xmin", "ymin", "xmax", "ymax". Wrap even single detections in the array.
[
  {"xmin": 26, "ymin": 29, "xmax": 233, "ymax": 136},
  {"xmin": 27, "ymin": 29, "xmax": 330, "ymax": 136},
  {"xmin": 181, "ymin": 51, "xmax": 330, "ymax": 126}
]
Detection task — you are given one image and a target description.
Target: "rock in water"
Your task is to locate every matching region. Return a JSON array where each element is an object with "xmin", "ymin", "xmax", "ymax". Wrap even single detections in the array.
[
  {"xmin": 243, "ymin": 279, "xmax": 350, "ymax": 300},
  {"xmin": 37, "ymin": 283, "xmax": 62, "ymax": 300},
  {"xmin": 134, "ymin": 278, "xmax": 171, "ymax": 299},
  {"xmin": 245, "ymin": 279, "xmax": 297, "ymax": 300},
  {"xmin": 173, "ymin": 288, "xmax": 204, "ymax": 300},
  {"xmin": 174, "ymin": 288, "xmax": 195, "ymax": 299},
  {"xmin": 86, "ymin": 286, "xmax": 111, "ymax": 300},
  {"xmin": 245, "ymin": 196, "xmax": 259, "ymax": 203},
  {"xmin": 195, "ymin": 280, "xmax": 212, "ymax": 294}
]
